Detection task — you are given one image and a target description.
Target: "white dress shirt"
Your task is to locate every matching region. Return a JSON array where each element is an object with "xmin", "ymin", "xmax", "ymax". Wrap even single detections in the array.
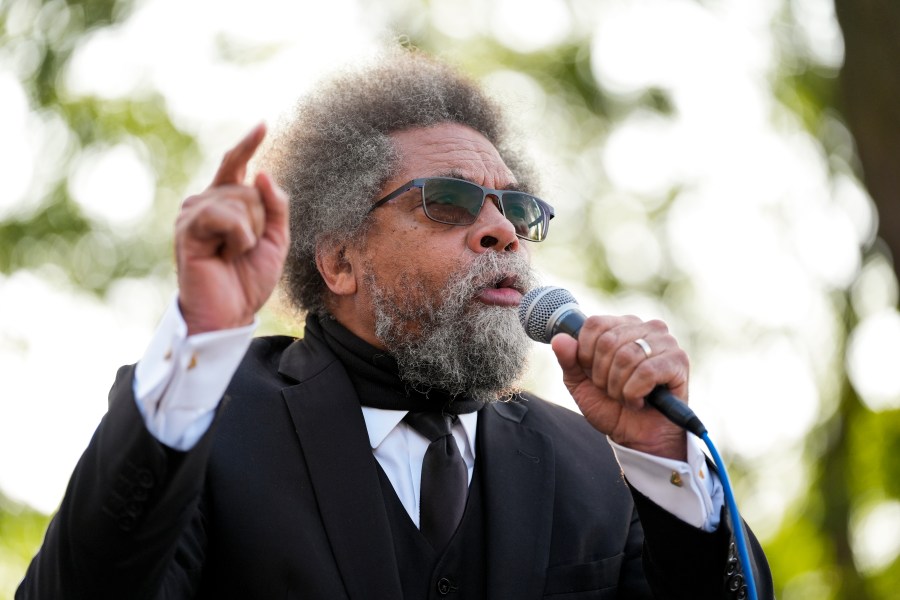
[{"xmin": 134, "ymin": 298, "xmax": 723, "ymax": 532}]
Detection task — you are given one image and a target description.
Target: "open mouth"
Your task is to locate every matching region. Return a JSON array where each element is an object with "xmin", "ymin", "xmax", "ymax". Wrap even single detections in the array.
[
  {"xmin": 475, "ymin": 274, "xmax": 524, "ymax": 306},
  {"xmin": 493, "ymin": 274, "xmax": 519, "ymax": 291}
]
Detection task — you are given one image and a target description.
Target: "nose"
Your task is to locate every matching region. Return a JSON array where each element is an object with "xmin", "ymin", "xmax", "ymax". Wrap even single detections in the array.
[{"xmin": 468, "ymin": 195, "xmax": 520, "ymax": 253}]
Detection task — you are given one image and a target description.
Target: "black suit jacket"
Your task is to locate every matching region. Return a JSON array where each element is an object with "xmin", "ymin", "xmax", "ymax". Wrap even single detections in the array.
[{"xmin": 18, "ymin": 332, "xmax": 773, "ymax": 599}]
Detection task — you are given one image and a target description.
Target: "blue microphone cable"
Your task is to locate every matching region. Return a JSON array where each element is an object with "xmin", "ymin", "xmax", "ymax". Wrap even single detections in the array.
[
  {"xmin": 644, "ymin": 385, "xmax": 758, "ymax": 600},
  {"xmin": 701, "ymin": 431, "xmax": 759, "ymax": 600}
]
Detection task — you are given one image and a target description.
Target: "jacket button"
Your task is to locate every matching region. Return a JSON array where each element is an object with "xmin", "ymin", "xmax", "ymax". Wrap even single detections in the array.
[
  {"xmin": 125, "ymin": 501, "xmax": 143, "ymax": 517},
  {"xmin": 118, "ymin": 514, "xmax": 136, "ymax": 532},
  {"xmin": 137, "ymin": 469, "xmax": 155, "ymax": 488},
  {"xmin": 436, "ymin": 577, "xmax": 456, "ymax": 595},
  {"xmin": 728, "ymin": 573, "xmax": 744, "ymax": 593},
  {"xmin": 726, "ymin": 556, "xmax": 739, "ymax": 576}
]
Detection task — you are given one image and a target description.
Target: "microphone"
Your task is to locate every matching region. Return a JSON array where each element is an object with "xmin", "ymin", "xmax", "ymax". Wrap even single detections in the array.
[{"xmin": 518, "ymin": 286, "xmax": 707, "ymax": 436}]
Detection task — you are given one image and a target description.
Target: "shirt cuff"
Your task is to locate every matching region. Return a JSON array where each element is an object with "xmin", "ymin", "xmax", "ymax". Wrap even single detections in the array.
[
  {"xmin": 609, "ymin": 436, "xmax": 724, "ymax": 532},
  {"xmin": 134, "ymin": 296, "xmax": 256, "ymax": 450}
]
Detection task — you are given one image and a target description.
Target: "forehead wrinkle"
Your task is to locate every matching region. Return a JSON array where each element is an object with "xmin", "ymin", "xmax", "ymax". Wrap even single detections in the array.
[{"xmin": 391, "ymin": 123, "xmax": 520, "ymax": 190}]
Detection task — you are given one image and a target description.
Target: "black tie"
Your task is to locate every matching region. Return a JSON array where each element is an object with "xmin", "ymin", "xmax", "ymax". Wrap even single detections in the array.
[{"xmin": 403, "ymin": 412, "xmax": 468, "ymax": 553}]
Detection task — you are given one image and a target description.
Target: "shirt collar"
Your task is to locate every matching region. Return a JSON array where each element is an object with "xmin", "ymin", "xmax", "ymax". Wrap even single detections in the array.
[
  {"xmin": 361, "ymin": 406, "xmax": 478, "ymax": 457},
  {"xmin": 361, "ymin": 406, "xmax": 406, "ymax": 449}
]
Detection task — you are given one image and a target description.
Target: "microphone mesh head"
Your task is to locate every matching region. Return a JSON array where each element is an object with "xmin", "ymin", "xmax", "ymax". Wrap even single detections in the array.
[{"xmin": 518, "ymin": 286, "xmax": 578, "ymax": 343}]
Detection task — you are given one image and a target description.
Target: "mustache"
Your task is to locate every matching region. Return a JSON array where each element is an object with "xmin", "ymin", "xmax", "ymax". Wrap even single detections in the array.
[{"xmin": 451, "ymin": 251, "xmax": 538, "ymax": 299}]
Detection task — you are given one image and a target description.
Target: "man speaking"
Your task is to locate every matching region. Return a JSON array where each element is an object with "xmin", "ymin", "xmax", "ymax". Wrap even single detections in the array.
[{"xmin": 18, "ymin": 49, "xmax": 773, "ymax": 599}]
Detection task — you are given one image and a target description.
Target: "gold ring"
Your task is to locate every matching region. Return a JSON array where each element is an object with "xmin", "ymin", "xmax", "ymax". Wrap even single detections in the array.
[{"xmin": 634, "ymin": 338, "xmax": 652, "ymax": 358}]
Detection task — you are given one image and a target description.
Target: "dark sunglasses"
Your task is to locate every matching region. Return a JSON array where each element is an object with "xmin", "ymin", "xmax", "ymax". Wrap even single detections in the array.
[{"xmin": 369, "ymin": 177, "xmax": 555, "ymax": 242}]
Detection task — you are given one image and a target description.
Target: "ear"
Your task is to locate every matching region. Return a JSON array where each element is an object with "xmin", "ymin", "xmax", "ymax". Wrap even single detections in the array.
[{"xmin": 316, "ymin": 238, "xmax": 358, "ymax": 297}]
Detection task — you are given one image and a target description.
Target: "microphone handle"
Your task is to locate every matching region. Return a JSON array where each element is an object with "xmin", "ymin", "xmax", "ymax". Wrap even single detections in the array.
[
  {"xmin": 553, "ymin": 309, "xmax": 585, "ymax": 340},
  {"xmin": 646, "ymin": 386, "xmax": 707, "ymax": 437}
]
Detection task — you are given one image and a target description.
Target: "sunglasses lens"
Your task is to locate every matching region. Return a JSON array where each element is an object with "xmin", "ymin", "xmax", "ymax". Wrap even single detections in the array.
[
  {"xmin": 418, "ymin": 178, "xmax": 551, "ymax": 241},
  {"xmin": 501, "ymin": 193, "xmax": 548, "ymax": 241},
  {"xmin": 422, "ymin": 179, "xmax": 483, "ymax": 225}
]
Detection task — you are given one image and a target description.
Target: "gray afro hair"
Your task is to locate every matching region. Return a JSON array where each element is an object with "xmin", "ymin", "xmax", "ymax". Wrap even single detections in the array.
[{"xmin": 260, "ymin": 47, "xmax": 536, "ymax": 317}]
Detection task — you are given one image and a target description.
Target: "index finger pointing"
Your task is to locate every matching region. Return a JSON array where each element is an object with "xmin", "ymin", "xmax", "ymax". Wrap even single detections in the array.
[{"xmin": 208, "ymin": 123, "xmax": 267, "ymax": 189}]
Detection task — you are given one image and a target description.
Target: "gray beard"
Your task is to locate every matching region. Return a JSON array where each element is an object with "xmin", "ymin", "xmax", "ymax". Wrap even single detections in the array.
[{"xmin": 366, "ymin": 252, "xmax": 538, "ymax": 402}]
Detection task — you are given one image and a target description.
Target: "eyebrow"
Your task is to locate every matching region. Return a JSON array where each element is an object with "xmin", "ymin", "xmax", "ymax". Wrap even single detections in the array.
[{"xmin": 442, "ymin": 169, "xmax": 527, "ymax": 193}]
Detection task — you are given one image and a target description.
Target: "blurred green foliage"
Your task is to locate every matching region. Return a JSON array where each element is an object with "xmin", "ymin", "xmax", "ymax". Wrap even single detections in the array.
[
  {"xmin": 2, "ymin": 0, "xmax": 899, "ymax": 598},
  {"xmin": 0, "ymin": 0, "xmax": 199, "ymax": 595},
  {"xmin": 0, "ymin": 492, "xmax": 50, "ymax": 599},
  {"xmin": 0, "ymin": 0, "xmax": 200, "ymax": 295}
]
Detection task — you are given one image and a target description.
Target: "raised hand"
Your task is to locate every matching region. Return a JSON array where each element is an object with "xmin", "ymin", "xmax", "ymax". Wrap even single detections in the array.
[
  {"xmin": 175, "ymin": 124, "xmax": 290, "ymax": 335},
  {"xmin": 551, "ymin": 316, "xmax": 690, "ymax": 460}
]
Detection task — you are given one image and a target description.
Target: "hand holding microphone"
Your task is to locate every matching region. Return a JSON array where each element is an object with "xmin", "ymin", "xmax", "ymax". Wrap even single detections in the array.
[{"xmin": 519, "ymin": 287, "xmax": 701, "ymax": 461}]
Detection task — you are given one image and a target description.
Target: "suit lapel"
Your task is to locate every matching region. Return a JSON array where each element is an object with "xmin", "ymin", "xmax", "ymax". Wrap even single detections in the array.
[
  {"xmin": 480, "ymin": 400, "xmax": 556, "ymax": 600},
  {"xmin": 279, "ymin": 339, "xmax": 402, "ymax": 600}
]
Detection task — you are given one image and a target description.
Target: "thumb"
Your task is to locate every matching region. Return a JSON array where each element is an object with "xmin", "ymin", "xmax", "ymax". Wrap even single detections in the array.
[{"xmin": 550, "ymin": 333, "xmax": 584, "ymax": 384}]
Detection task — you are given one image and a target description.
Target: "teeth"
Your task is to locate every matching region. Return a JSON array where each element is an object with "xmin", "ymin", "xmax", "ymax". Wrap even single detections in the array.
[{"xmin": 495, "ymin": 275, "xmax": 515, "ymax": 289}]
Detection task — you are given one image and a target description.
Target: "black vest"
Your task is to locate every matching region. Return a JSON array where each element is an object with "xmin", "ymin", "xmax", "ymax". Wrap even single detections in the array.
[{"xmin": 376, "ymin": 461, "xmax": 487, "ymax": 599}]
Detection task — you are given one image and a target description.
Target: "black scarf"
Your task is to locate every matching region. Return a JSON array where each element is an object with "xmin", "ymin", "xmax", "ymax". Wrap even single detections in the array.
[{"xmin": 304, "ymin": 315, "xmax": 485, "ymax": 415}]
